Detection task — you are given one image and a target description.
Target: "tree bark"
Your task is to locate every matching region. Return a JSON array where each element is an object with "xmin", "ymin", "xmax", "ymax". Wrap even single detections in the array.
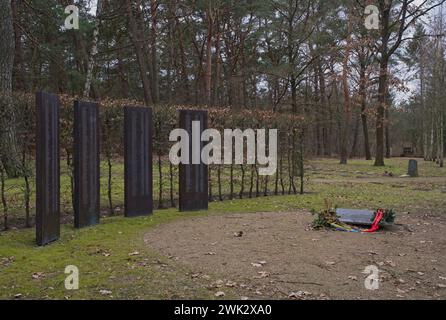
[
  {"xmin": 340, "ymin": 11, "xmax": 352, "ymax": 164},
  {"xmin": 375, "ymin": 56, "xmax": 388, "ymax": 166},
  {"xmin": 385, "ymin": 107, "xmax": 391, "ymax": 158},
  {"xmin": 126, "ymin": 0, "xmax": 153, "ymax": 105},
  {"xmin": 0, "ymin": 0, "xmax": 21, "ymax": 177},
  {"xmin": 11, "ymin": 0, "xmax": 25, "ymax": 91},
  {"xmin": 359, "ymin": 64, "xmax": 372, "ymax": 160},
  {"xmin": 350, "ymin": 113, "xmax": 360, "ymax": 158},
  {"xmin": 375, "ymin": 1, "xmax": 390, "ymax": 166},
  {"xmin": 212, "ymin": 25, "xmax": 221, "ymax": 107},
  {"xmin": 83, "ymin": 0, "xmax": 103, "ymax": 98},
  {"xmin": 150, "ymin": 0, "xmax": 159, "ymax": 104},
  {"xmin": 204, "ymin": 4, "xmax": 213, "ymax": 106}
]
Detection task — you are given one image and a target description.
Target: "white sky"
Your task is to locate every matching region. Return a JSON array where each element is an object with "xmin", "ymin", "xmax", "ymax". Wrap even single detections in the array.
[{"xmin": 87, "ymin": 0, "xmax": 98, "ymax": 15}]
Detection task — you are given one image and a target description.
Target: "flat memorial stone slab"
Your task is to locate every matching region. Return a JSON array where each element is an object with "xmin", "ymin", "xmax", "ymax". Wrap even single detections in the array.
[{"xmin": 336, "ymin": 208, "xmax": 391, "ymax": 226}]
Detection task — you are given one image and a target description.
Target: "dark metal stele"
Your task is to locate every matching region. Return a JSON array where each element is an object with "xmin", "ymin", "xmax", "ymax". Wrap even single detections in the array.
[
  {"xmin": 73, "ymin": 100, "xmax": 100, "ymax": 228},
  {"xmin": 179, "ymin": 109, "xmax": 208, "ymax": 212},
  {"xmin": 36, "ymin": 91, "xmax": 60, "ymax": 246},
  {"xmin": 124, "ymin": 106, "xmax": 153, "ymax": 217}
]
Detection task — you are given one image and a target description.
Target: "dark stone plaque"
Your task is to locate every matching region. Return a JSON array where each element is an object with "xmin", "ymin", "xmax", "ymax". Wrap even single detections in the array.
[
  {"xmin": 336, "ymin": 208, "xmax": 393, "ymax": 226},
  {"xmin": 408, "ymin": 159, "xmax": 418, "ymax": 177},
  {"xmin": 336, "ymin": 208, "xmax": 375, "ymax": 226},
  {"xmin": 124, "ymin": 106, "xmax": 153, "ymax": 217},
  {"xmin": 74, "ymin": 101, "xmax": 100, "ymax": 228},
  {"xmin": 36, "ymin": 91, "xmax": 60, "ymax": 246},
  {"xmin": 179, "ymin": 110, "xmax": 208, "ymax": 212}
]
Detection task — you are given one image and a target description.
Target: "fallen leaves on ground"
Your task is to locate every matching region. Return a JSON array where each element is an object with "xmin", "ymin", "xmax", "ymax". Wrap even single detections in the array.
[
  {"xmin": 1, "ymin": 256, "xmax": 15, "ymax": 267},
  {"xmin": 288, "ymin": 291, "xmax": 311, "ymax": 299},
  {"xmin": 99, "ymin": 289, "xmax": 112, "ymax": 295},
  {"xmin": 32, "ymin": 272, "xmax": 45, "ymax": 280}
]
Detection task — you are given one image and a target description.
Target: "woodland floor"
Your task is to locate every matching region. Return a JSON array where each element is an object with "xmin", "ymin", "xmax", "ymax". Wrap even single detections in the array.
[{"xmin": 0, "ymin": 157, "xmax": 445, "ymax": 300}]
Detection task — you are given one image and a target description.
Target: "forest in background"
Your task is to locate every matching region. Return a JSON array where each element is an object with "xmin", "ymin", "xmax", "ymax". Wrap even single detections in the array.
[{"xmin": 0, "ymin": 0, "xmax": 446, "ymax": 179}]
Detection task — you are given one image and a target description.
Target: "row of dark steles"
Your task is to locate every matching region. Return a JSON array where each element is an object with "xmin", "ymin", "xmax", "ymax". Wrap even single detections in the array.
[{"xmin": 36, "ymin": 91, "xmax": 208, "ymax": 246}]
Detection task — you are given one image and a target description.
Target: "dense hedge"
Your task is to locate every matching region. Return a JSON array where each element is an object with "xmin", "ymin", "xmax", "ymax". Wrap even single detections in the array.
[{"xmin": 0, "ymin": 92, "xmax": 305, "ymax": 230}]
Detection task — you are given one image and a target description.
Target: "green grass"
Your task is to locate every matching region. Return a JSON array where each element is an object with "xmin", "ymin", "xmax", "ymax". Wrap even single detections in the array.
[
  {"xmin": 4, "ymin": 156, "xmax": 445, "ymax": 226},
  {"xmin": 307, "ymin": 157, "xmax": 446, "ymax": 179},
  {"xmin": 0, "ymin": 157, "xmax": 445, "ymax": 299}
]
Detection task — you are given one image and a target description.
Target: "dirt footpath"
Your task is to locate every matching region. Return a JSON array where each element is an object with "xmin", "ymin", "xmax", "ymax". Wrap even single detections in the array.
[{"xmin": 144, "ymin": 211, "xmax": 446, "ymax": 300}]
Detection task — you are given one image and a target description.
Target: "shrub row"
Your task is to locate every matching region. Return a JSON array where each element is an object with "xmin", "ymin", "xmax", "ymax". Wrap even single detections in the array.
[{"xmin": 0, "ymin": 92, "xmax": 305, "ymax": 230}]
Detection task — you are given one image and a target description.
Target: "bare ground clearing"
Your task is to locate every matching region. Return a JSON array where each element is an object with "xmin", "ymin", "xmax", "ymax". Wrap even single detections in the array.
[{"xmin": 145, "ymin": 211, "xmax": 446, "ymax": 300}]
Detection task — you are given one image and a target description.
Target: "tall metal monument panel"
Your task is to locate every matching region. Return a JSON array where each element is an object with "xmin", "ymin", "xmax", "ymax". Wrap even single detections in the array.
[
  {"xmin": 179, "ymin": 110, "xmax": 208, "ymax": 212},
  {"xmin": 36, "ymin": 91, "xmax": 60, "ymax": 246},
  {"xmin": 124, "ymin": 106, "xmax": 153, "ymax": 217},
  {"xmin": 74, "ymin": 100, "xmax": 100, "ymax": 228}
]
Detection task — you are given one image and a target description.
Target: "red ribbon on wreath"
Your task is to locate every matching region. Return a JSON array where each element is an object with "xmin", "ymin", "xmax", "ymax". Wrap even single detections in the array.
[{"xmin": 363, "ymin": 209, "xmax": 384, "ymax": 233}]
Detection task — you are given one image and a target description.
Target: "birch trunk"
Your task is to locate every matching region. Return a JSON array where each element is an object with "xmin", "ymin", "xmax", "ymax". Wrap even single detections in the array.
[{"xmin": 83, "ymin": 0, "xmax": 103, "ymax": 98}]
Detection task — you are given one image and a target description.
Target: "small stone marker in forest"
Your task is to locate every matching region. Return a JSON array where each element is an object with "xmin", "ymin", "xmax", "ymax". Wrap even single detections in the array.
[{"xmin": 408, "ymin": 159, "xmax": 418, "ymax": 177}]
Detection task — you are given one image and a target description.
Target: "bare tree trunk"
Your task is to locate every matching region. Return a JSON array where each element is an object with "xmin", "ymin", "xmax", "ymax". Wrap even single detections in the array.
[
  {"xmin": 420, "ymin": 50, "xmax": 428, "ymax": 160},
  {"xmin": 166, "ymin": 1, "xmax": 174, "ymax": 104},
  {"xmin": 177, "ymin": 23, "xmax": 190, "ymax": 104},
  {"xmin": 117, "ymin": 34, "xmax": 130, "ymax": 97},
  {"xmin": 71, "ymin": 28, "xmax": 100, "ymax": 98},
  {"xmin": 107, "ymin": 156, "xmax": 114, "ymax": 215},
  {"xmin": 169, "ymin": 162, "xmax": 175, "ymax": 206},
  {"xmin": 212, "ymin": 28, "xmax": 221, "ymax": 107},
  {"xmin": 150, "ymin": 0, "xmax": 159, "ymax": 104},
  {"xmin": 385, "ymin": 107, "xmax": 391, "ymax": 158},
  {"xmin": 217, "ymin": 165, "xmax": 222, "ymax": 201},
  {"xmin": 21, "ymin": 147, "xmax": 31, "ymax": 227},
  {"xmin": 439, "ymin": 113, "xmax": 444, "ymax": 167},
  {"xmin": 317, "ymin": 61, "xmax": 329, "ymax": 156},
  {"xmin": 83, "ymin": 0, "xmax": 103, "ymax": 98},
  {"xmin": 204, "ymin": 4, "xmax": 213, "ymax": 106},
  {"xmin": 350, "ymin": 114, "xmax": 360, "ymax": 158},
  {"xmin": 11, "ymin": 0, "xmax": 25, "ymax": 90},
  {"xmin": 0, "ymin": 161, "xmax": 8, "ymax": 230},
  {"xmin": 375, "ymin": 1, "xmax": 391, "ymax": 167},
  {"xmin": 359, "ymin": 61, "xmax": 372, "ymax": 160},
  {"xmin": 340, "ymin": 13, "xmax": 352, "ymax": 165},
  {"xmin": 158, "ymin": 152, "xmax": 164, "ymax": 209},
  {"xmin": 126, "ymin": 0, "xmax": 153, "ymax": 105},
  {"xmin": 0, "ymin": 0, "xmax": 20, "ymax": 178},
  {"xmin": 239, "ymin": 164, "xmax": 245, "ymax": 199},
  {"xmin": 375, "ymin": 57, "xmax": 388, "ymax": 166}
]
